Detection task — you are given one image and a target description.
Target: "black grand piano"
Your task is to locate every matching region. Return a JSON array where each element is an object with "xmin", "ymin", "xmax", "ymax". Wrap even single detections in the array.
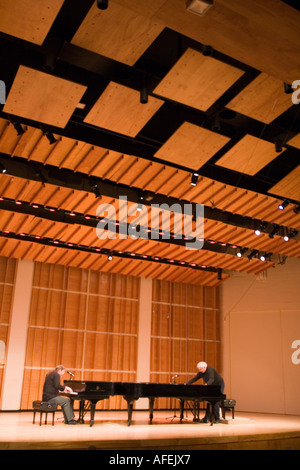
[{"xmin": 64, "ymin": 380, "xmax": 226, "ymax": 426}]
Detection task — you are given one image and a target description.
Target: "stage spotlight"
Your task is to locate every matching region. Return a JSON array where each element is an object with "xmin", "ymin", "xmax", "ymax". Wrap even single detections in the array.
[
  {"xmin": 278, "ymin": 200, "xmax": 289, "ymax": 211},
  {"xmin": 260, "ymin": 253, "xmax": 266, "ymax": 262},
  {"xmin": 97, "ymin": 0, "xmax": 108, "ymax": 9},
  {"xmin": 269, "ymin": 224, "xmax": 280, "ymax": 239},
  {"xmin": 248, "ymin": 250, "xmax": 258, "ymax": 260},
  {"xmin": 0, "ymin": 162, "xmax": 7, "ymax": 174},
  {"xmin": 294, "ymin": 205, "xmax": 300, "ymax": 214},
  {"xmin": 237, "ymin": 248, "xmax": 247, "ymax": 258},
  {"xmin": 190, "ymin": 172, "xmax": 199, "ymax": 187},
  {"xmin": 289, "ymin": 229, "xmax": 298, "ymax": 239},
  {"xmin": 108, "ymin": 255, "xmax": 113, "ymax": 261}
]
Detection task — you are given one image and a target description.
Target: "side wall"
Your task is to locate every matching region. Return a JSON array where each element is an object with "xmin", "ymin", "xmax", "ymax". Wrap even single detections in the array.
[{"xmin": 221, "ymin": 257, "xmax": 300, "ymax": 415}]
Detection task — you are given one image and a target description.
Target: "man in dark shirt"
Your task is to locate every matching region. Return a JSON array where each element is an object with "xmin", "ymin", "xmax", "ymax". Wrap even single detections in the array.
[
  {"xmin": 42, "ymin": 365, "xmax": 77, "ymax": 424},
  {"xmin": 187, "ymin": 361, "xmax": 225, "ymax": 423}
]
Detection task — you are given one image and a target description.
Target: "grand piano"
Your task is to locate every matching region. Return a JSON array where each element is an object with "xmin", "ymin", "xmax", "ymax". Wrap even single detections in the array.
[{"xmin": 64, "ymin": 380, "xmax": 226, "ymax": 426}]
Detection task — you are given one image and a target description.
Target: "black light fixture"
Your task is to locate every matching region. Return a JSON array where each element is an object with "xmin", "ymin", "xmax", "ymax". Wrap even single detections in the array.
[
  {"xmin": 11, "ymin": 120, "xmax": 25, "ymax": 136},
  {"xmin": 190, "ymin": 172, "xmax": 199, "ymax": 187},
  {"xmin": 284, "ymin": 82, "xmax": 293, "ymax": 94},
  {"xmin": 97, "ymin": 0, "xmax": 108, "ymax": 9},
  {"xmin": 269, "ymin": 224, "xmax": 280, "ymax": 239},
  {"xmin": 275, "ymin": 140, "xmax": 283, "ymax": 153},
  {"xmin": 44, "ymin": 131, "xmax": 57, "ymax": 145},
  {"xmin": 278, "ymin": 200, "xmax": 289, "ymax": 211},
  {"xmin": 294, "ymin": 205, "xmax": 300, "ymax": 214},
  {"xmin": 201, "ymin": 45, "xmax": 214, "ymax": 56},
  {"xmin": 140, "ymin": 87, "xmax": 148, "ymax": 104},
  {"xmin": 237, "ymin": 248, "xmax": 248, "ymax": 258},
  {"xmin": 248, "ymin": 249, "xmax": 258, "ymax": 260}
]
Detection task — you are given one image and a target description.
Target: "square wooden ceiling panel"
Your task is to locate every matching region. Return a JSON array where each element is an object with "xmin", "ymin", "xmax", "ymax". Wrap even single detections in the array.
[
  {"xmin": 287, "ymin": 134, "xmax": 300, "ymax": 150},
  {"xmin": 84, "ymin": 82, "xmax": 164, "ymax": 137},
  {"xmin": 0, "ymin": 0, "xmax": 64, "ymax": 45},
  {"xmin": 227, "ymin": 73, "xmax": 292, "ymax": 124},
  {"xmin": 268, "ymin": 165, "xmax": 300, "ymax": 201},
  {"xmin": 216, "ymin": 135, "xmax": 282, "ymax": 176},
  {"xmin": 71, "ymin": 2, "xmax": 164, "ymax": 66},
  {"xmin": 153, "ymin": 48, "xmax": 244, "ymax": 112},
  {"xmin": 3, "ymin": 66, "xmax": 87, "ymax": 128},
  {"xmin": 154, "ymin": 122, "xmax": 230, "ymax": 170}
]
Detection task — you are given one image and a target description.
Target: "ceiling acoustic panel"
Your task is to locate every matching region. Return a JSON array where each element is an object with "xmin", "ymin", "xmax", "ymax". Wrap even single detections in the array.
[
  {"xmin": 227, "ymin": 73, "xmax": 293, "ymax": 124},
  {"xmin": 216, "ymin": 135, "xmax": 282, "ymax": 176},
  {"xmin": 153, "ymin": 48, "xmax": 244, "ymax": 112},
  {"xmin": 3, "ymin": 66, "xmax": 87, "ymax": 128},
  {"xmin": 269, "ymin": 165, "xmax": 300, "ymax": 201},
  {"xmin": 84, "ymin": 82, "xmax": 164, "ymax": 137},
  {"xmin": 71, "ymin": 1, "xmax": 164, "ymax": 66},
  {"xmin": 155, "ymin": 122, "xmax": 230, "ymax": 170},
  {"xmin": 287, "ymin": 134, "xmax": 300, "ymax": 150},
  {"xmin": 0, "ymin": 0, "xmax": 64, "ymax": 45}
]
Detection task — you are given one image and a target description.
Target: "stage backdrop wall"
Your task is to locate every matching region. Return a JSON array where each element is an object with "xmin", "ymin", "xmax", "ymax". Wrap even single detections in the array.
[
  {"xmin": 0, "ymin": 257, "xmax": 221, "ymax": 411},
  {"xmin": 221, "ymin": 257, "xmax": 300, "ymax": 415}
]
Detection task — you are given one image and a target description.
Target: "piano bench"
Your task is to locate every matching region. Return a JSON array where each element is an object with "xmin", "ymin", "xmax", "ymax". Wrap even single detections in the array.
[
  {"xmin": 221, "ymin": 399, "xmax": 236, "ymax": 420},
  {"xmin": 32, "ymin": 401, "xmax": 57, "ymax": 426}
]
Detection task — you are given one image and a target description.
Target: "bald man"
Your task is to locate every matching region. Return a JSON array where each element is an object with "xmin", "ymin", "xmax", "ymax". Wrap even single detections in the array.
[{"xmin": 187, "ymin": 362, "xmax": 224, "ymax": 423}]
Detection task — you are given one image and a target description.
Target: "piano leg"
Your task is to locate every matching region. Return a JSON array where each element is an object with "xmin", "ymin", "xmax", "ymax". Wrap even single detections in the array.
[
  {"xmin": 180, "ymin": 400, "xmax": 184, "ymax": 421},
  {"xmin": 89, "ymin": 401, "xmax": 97, "ymax": 427},
  {"xmin": 149, "ymin": 397, "xmax": 155, "ymax": 424},
  {"xmin": 78, "ymin": 400, "xmax": 85, "ymax": 423},
  {"xmin": 208, "ymin": 402, "xmax": 214, "ymax": 426},
  {"xmin": 123, "ymin": 396, "xmax": 135, "ymax": 426}
]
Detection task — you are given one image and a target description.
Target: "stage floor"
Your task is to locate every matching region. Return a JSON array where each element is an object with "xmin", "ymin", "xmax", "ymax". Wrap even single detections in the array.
[{"xmin": 0, "ymin": 409, "xmax": 300, "ymax": 450}]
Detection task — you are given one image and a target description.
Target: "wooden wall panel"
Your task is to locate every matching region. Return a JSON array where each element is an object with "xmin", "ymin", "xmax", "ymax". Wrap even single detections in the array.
[
  {"xmin": 21, "ymin": 263, "xmax": 139, "ymax": 410},
  {"xmin": 0, "ymin": 257, "xmax": 16, "ymax": 406},
  {"xmin": 150, "ymin": 279, "xmax": 221, "ymax": 409}
]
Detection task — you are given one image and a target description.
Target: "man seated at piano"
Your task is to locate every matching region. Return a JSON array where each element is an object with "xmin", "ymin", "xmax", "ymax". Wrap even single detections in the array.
[
  {"xmin": 186, "ymin": 361, "xmax": 225, "ymax": 423},
  {"xmin": 42, "ymin": 365, "xmax": 78, "ymax": 425}
]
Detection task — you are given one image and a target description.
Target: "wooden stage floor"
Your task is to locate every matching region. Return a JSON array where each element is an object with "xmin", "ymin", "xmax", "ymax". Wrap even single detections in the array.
[{"xmin": 0, "ymin": 409, "xmax": 300, "ymax": 451}]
